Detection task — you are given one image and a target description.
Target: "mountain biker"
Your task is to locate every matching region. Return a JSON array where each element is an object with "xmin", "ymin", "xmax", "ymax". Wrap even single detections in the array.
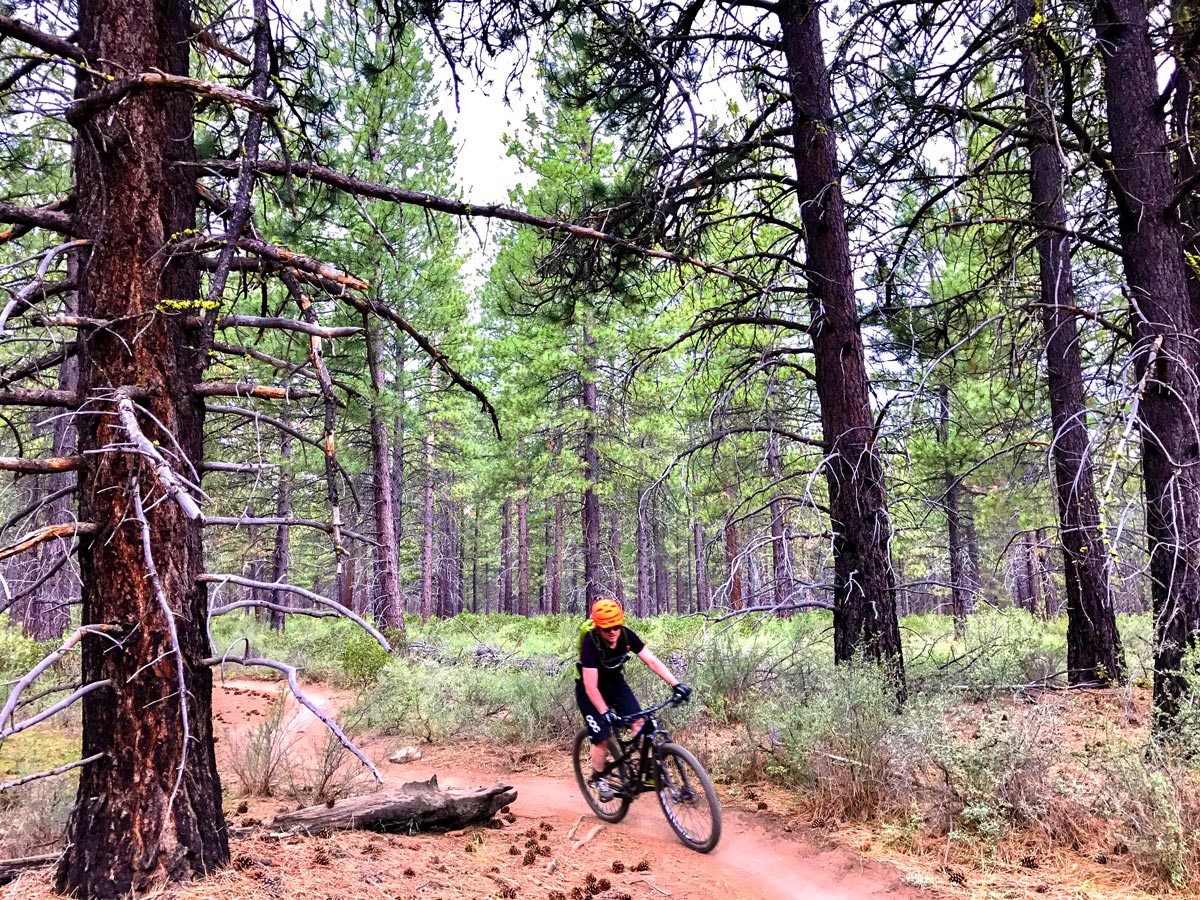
[{"xmin": 576, "ymin": 596, "xmax": 691, "ymax": 801}]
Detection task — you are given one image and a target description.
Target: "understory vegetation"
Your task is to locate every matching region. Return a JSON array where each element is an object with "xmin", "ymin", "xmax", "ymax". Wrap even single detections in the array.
[{"xmin": 7, "ymin": 609, "xmax": 1198, "ymax": 890}]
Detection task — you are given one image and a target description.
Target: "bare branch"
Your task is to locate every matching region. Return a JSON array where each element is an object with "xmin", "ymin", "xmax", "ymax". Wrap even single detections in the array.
[
  {"xmin": 192, "ymin": 159, "xmax": 753, "ymax": 283},
  {"xmin": 199, "ymin": 573, "xmax": 390, "ymax": 650},
  {"xmin": 0, "ymin": 202, "xmax": 76, "ymax": 237},
  {"xmin": 115, "ymin": 391, "xmax": 202, "ymax": 519},
  {"xmin": 0, "ymin": 388, "xmax": 78, "ymax": 407},
  {"xmin": 205, "ymin": 314, "xmax": 362, "ymax": 340},
  {"xmin": 0, "ymin": 680, "xmax": 112, "ymax": 740},
  {"xmin": 0, "ymin": 753, "xmax": 104, "ymax": 794},
  {"xmin": 205, "ymin": 656, "xmax": 380, "ymax": 782},
  {"xmin": 199, "ymin": 461, "xmax": 276, "ymax": 474},
  {"xmin": 202, "ymin": 516, "xmax": 375, "ymax": 545},
  {"xmin": 0, "ymin": 15, "xmax": 83, "ymax": 61},
  {"xmin": 132, "ymin": 483, "xmax": 189, "ymax": 812},
  {"xmin": 192, "ymin": 382, "xmax": 322, "ymax": 401},
  {"xmin": 0, "ymin": 522, "xmax": 97, "ymax": 561},
  {"xmin": 0, "ymin": 624, "xmax": 118, "ymax": 732},
  {"xmin": 68, "ymin": 72, "xmax": 278, "ymax": 126},
  {"xmin": 0, "ymin": 455, "xmax": 84, "ymax": 474},
  {"xmin": 207, "ymin": 599, "xmax": 338, "ymax": 618}
]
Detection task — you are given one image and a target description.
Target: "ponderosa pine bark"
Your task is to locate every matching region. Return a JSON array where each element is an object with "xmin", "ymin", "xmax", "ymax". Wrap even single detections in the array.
[
  {"xmin": 500, "ymin": 498, "xmax": 513, "ymax": 614},
  {"xmin": 1090, "ymin": 0, "xmax": 1200, "ymax": 723},
  {"xmin": 1018, "ymin": 0, "xmax": 1124, "ymax": 683},
  {"xmin": 366, "ymin": 320, "xmax": 404, "ymax": 632},
  {"xmin": 1172, "ymin": 0, "xmax": 1199, "ymax": 319},
  {"xmin": 778, "ymin": 0, "xmax": 905, "ymax": 692},
  {"xmin": 421, "ymin": 420, "xmax": 436, "ymax": 622},
  {"xmin": 580, "ymin": 326, "xmax": 602, "ymax": 608},
  {"xmin": 636, "ymin": 500, "xmax": 651, "ymax": 617},
  {"xmin": 724, "ymin": 512, "xmax": 742, "ymax": 611},
  {"xmin": 936, "ymin": 387, "xmax": 974, "ymax": 637},
  {"xmin": 552, "ymin": 493, "xmax": 564, "ymax": 613},
  {"xmin": 517, "ymin": 488, "xmax": 530, "ymax": 617},
  {"xmin": 693, "ymin": 521, "xmax": 709, "ymax": 611},
  {"xmin": 57, "ymin": 1, "xmax": 228, "ymax": 894}
]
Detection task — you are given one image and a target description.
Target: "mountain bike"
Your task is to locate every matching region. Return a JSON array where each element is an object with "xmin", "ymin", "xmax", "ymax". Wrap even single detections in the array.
[{"xmin": 571, "ymin": 694, "xmax": 722, "ymax": 853}]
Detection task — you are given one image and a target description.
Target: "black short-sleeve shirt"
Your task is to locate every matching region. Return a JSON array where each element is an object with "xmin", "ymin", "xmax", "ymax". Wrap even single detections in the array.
[{"xmin": 579, "ymin": 626, "xmax": 645, "ymax": 690}]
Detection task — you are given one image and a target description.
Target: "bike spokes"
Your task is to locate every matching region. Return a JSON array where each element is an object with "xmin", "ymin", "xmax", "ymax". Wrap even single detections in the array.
[{"xmin": 654, "ymin": 744, "xmax": 722, "ymax": 853}]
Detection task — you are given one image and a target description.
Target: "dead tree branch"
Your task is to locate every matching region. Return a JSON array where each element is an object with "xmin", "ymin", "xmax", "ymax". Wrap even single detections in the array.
[
  {"xmin": 199, "ymin": 573, "xmax": 390, "ymax": 649},
  {"xmin": 0, "ymin": 522, "xmax": 97, "ymax": 561},
  {"xmin": 0, "ymin": 753, "xmax": 104, "ymax": 794},
  {"xmin": 115, "ymin": 391, "xmax": 202, "ymax": 519},
  {"xmin": 205, "ymin": 655, "xmax": 381, "ymax": 782}
]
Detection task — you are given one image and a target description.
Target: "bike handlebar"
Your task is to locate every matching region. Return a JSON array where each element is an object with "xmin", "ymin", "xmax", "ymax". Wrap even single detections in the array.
[{"xmin": 615, "ymin": 694, "xmax": 685, "ymax": 725}]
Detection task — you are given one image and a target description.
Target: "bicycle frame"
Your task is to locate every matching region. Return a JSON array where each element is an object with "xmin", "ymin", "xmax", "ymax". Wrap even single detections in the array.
[{"xmin": 600, "ymin": 697, "xmax": 679, "ymax": 796}]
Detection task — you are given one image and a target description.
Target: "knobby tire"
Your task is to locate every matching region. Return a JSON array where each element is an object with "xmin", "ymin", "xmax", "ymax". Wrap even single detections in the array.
[
  {"xmin": 654, "ymin": 742, "xmax": 722, "ymax": 852},
  {"xmin": 572, "ymin": 728, "xmax": 631, "ymax": 823}
]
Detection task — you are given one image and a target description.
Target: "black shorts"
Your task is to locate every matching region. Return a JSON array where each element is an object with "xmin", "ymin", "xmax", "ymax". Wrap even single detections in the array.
[{"xmin": 575, "ymin": 680, "xmax": 640, "ymax": 745}]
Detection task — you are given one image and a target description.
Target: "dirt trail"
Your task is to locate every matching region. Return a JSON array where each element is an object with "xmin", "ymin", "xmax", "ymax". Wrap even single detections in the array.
[{"xmin": 210, "ymin": 681, "xmax": 922, "ymax": 900}]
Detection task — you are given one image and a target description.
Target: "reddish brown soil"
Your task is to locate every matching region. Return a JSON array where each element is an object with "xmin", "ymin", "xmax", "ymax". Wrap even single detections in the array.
[{"xmin": 2, "ymin": 679, "xmax": 922, "ymax": 900}]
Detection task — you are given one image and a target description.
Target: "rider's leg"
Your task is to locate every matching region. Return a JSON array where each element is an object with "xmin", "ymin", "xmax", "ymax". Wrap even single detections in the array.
[{"xmin": 590, "ymin": 741, "xmax": 610, "ymax": 773}]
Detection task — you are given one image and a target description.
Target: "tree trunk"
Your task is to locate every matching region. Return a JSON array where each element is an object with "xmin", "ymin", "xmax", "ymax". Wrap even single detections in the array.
[
  {"xmin": 272, "ymin": 776, "xmax": 515, "ymax": 834},
  {"xmin": 778, "ymin": 0, "xmax": 904, "ymax": 694},
  {"xmin": 724, "ymin": 516, "xmax": 742, "ymax": 611},
  {"xmin": 439, "ymin": 498, "xmax": 460, "ymax": 618},
  {"xmin": 1092, "ymin": 0, "xmax": 1200, "ymax": 723},
  {"xmin": 23, "ymin": 335, "xmax": 78, "ymax": 640},
  {"xmin": 636, "ymin": 500, "xmax": 651, "ymax": 617},
  {"xmin": 674, "ymin": 560, "xmax": 684, "ymax": 615},
  {"xmin": 1024, "ymin": 532, "xmax": 1042, "ymax": 616},
  {"xmin": 1015, "ymin": 0, "xmax": 1124, "ymax": 683},
  {"xmin": 693, "ymin": 521, "xmax": 709, "ymax": 612},
  {"xmin": 767, "ymin": 428, "xmax": 792, "ymax": 611},
  {"xmin": 472, "ymin": 508, "xmax": 480, "ymax": 613},
  {"xmin": 366, "ymin": 320, "xmax": 404, "ymax": 633},
  {"xmin": 500, "ymin": 498, "xmax": 513, "ymax": 614},
  {"xmin": 421, "ymin": 424, "xmax": 435, "ymax": 622},
  {"xmin": 270, "ymin": 433, "xmax": 292, "ymax": 631},
  {"xmin": 652, "ymin": 498, "xmax": 669, "ymax": 615},
  {"xmin": 517, "ymin": 488, "xmax": 530, "ymax": 617},
  {"xmin": 937, "ymin": 387, "xmax": 973, "ymax": 637},
  {"xmin": 57, "ymin": 3, "xmax": 229, "ymax": 894},
  {"xmin": 552, "ymin": 494, "xmax": 563, "ymax": 614},
  {"xmin": 1173, "ymin": 0, "xmax": 1200, "ymax": 322},
  {"xmin": 580, "ymin": 329, "xmax": 602, "ymax": 610}
]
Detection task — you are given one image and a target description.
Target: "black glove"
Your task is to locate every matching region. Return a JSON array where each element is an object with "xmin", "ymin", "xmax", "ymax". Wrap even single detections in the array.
[
  {"xmin": 602, "ymin": 708, "xmax": 622, "ymax": 726},
  {"xmin": 671, "ymin": 683, "xmax": 692, "ymax": 704}
]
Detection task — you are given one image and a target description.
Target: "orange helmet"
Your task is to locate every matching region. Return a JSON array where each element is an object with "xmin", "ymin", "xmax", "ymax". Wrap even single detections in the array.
[{"xmin": 590, "ymin": 597, "xmax": 624, "ymax": 629}]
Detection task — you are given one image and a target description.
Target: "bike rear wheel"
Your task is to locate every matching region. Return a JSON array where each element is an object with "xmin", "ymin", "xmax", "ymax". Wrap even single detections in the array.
[
  {"xmin": 572, "ymin": 729, "xmax": 631, "ymax": 823},
  {"xmin": 654, "ymin": 742, "xmax": 722, "ymax": 852}
]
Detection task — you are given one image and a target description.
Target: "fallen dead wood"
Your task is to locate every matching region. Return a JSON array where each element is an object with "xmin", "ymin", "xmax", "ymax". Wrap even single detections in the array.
[
  {"xmin": 271, "ymin": 775, "xmax": 516, "ymax": 834},
  {"xmin": 0, "ymin": 853, "xmax": 58, "ymax": 885}
]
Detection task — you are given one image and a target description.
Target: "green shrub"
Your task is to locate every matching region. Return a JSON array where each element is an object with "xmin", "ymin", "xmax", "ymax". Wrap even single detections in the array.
[
  {"xmin": 341, "ymin": 629, "xmax": 391, "ymax": 686},
  {"xmin": 751, "ymin": 664, "xmax": 941, "ymax": 819},
  {"xmin": 932, "ymin": 707, "xmax": 1056, "ymax": 839},
  {"xmin": 1098, "ymin": 744, "xmax": 1200, "ymax": 888}
]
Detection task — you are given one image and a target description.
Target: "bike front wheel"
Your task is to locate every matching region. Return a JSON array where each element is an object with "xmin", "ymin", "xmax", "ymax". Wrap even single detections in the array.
[
  {"xmin": 654, "ymin": 742, "xmax": 722, "ymax": 852},
  {"xmin": 572, "ymin": 728, "xmax": 631, "ymax": 823}
]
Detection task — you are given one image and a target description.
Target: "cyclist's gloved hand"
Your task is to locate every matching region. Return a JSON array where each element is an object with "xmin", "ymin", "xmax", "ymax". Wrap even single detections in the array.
[
  {"xmin": 671, "ymin": 683, "xmax": 692, "ymax": 704},
  {"xmin": 602, "ymin": 709, "xmax": 622, "ymax": 726}
]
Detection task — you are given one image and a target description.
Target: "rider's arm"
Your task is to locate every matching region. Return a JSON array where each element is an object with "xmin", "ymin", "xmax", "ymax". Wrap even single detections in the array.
[
  {"xmin": 581, "ymin": 666, "xmax": 610, "ymax": 713},
  {"xmin": 637, "ymin": 648, "xmax": 680, "ymax": 688}
]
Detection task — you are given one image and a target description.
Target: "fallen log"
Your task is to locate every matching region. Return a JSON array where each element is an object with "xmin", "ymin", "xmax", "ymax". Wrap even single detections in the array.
[
  {"xmin": 271, "ymin": 775, "xmax": 516, "ymax": 834},
  {"xmin": 0, "ymin": 853, "xmax": 58, "ymax": 885}
]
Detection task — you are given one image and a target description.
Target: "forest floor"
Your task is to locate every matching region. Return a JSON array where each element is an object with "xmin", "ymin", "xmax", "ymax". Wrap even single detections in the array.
[{"xmin": 0, "ymin": 681, "xmax": 1181, "ymax": 900}]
